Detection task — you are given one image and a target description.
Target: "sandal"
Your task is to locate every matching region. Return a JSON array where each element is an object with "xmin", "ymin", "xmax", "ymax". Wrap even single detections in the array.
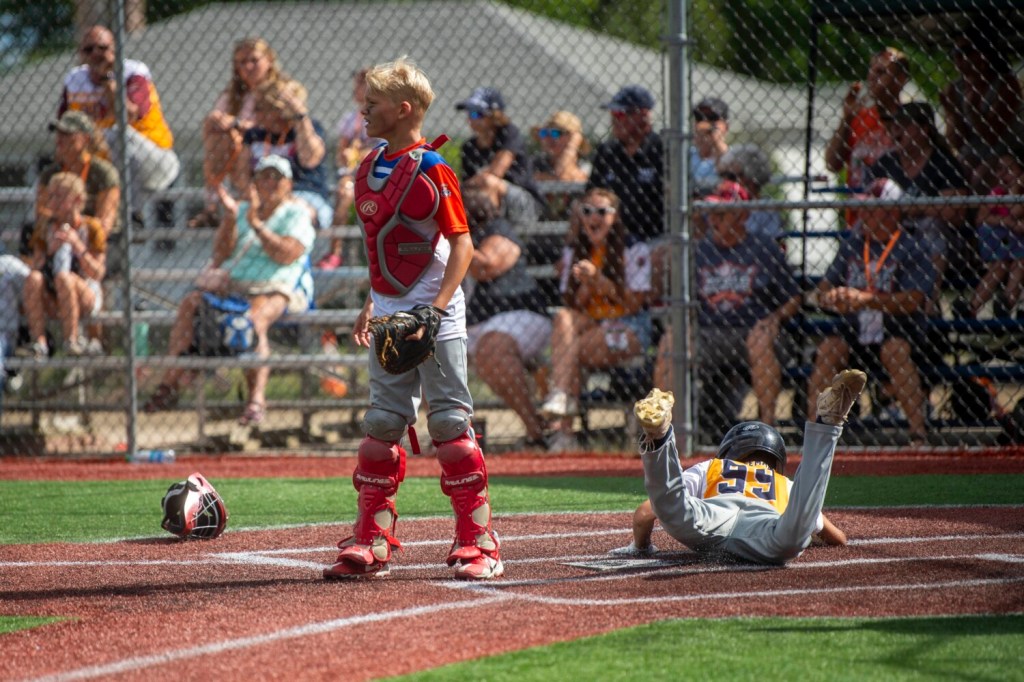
[
  {"xmin": 143, "ymin": 384, "xmax": 179, "ymax": 413},
  {"xmin": 238, "ymin": 401, "xmax": 265, "ymax": 426}
]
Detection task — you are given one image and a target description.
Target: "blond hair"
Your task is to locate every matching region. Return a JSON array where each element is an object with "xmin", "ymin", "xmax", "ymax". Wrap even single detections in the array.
[
  {"xmin": 365, "ymin": 56, "xmax": 434, "ymax": 115},
  {"xmin": 258, "ymin": 78, "xmax": 308, "ymax": 114},
  {"xmin": 225, "ymin": 37, "xmax": 288, "ymax": 115},
  {"xmin": 47, "ymin": 172, "xmax": 86, "ymax": 201}
]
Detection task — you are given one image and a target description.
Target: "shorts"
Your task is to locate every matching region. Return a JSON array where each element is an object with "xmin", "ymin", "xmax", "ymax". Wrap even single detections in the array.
[
  {"xmin": 978, "ymin": 224, "xmax": 1024, "ymax": 262},
  {"xmin": 467, "ymin": 310, "xmax": 551, "ymax": 361},
  {"xmin": 600, "ymin": 311, "xmax": 653, "ymax": 350},
  {"xmin": 86, "ymin": 278, "xmax": 102, "ymax": 317},
  {"xmin": 230, "ymin": 280, "xmax": 310, "ymax": 314}
]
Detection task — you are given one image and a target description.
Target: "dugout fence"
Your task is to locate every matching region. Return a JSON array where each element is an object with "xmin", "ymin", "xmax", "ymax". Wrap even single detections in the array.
[{"xmin": 1, "ymin": 0, "xmax": 1022, "ymax": 456}]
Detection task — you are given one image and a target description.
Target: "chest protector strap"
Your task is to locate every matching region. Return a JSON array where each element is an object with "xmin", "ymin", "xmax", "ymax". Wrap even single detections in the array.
[{"xmin": 355, "ymin": 138, "xmax": 448, "ymax": 296}]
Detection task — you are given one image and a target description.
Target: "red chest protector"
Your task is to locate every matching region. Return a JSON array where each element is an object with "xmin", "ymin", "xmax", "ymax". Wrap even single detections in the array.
[{"xmin": 354, "ymin": 137, "xmax": 448, "ymax": 296}]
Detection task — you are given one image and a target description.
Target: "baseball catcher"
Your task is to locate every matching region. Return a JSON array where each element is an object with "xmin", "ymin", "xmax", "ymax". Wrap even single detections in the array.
[
  {"xmin": 161, "ymin": 472, "xmax": 229, "ymax": 540},
  {"xmin": 323, "ymin": 59, "xmax": 501, "ymax": 581},
  {"xmin": 368, "ymin": 304, "xmax": 446, "ymax": 374},
  {"xmin": 615, "ymin": 369, "xmax": 865, "ymax": 565}
]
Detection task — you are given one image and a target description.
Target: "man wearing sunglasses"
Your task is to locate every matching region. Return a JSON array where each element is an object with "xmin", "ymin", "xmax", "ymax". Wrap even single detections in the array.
[
  {"xmin": 58, "ymin": 25, "xmax": 180, "ymax": 215},
  {"xmin": 587, "ymin": 85, "xmax": 664, "ymax": 243}
]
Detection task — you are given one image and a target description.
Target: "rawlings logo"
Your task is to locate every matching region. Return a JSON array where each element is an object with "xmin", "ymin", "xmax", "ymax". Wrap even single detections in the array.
[
  {"xmin": 445, "ymin": 473, "xmax": 483, "ymax": 488},
  {"xmin": 355, "ymin": 472, "xmax": 393, "ymax": 487},
  {"xmin": 359, "ymin": 200, "xmax": 379, "ymax": 216}
]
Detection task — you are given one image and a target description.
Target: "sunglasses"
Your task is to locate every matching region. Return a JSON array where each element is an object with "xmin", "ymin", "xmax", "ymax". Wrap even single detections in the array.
[
  {"xmin": 538, "ymin": 128, "xmax": 565, "ymax": 139},
  {"xmin": 611, "ymin": 109, "xmax": 642, "ymax": 119},
  {"xmin": 580, "ymin": 204, "xmax": 616, "ymax": 217},
  {"xmin": 468, "ymin": 111, "xmax": 486, "ymax": 120},
  {"xmin": 693, "ymin": 112, "xmax": 720, "ymax": 123},
  {"xmin": 81, "ymin": 44, "xmax": 112, "ymax": 54}
]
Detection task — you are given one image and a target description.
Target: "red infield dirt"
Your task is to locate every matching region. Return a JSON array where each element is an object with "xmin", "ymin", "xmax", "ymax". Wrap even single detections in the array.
[{"xmin": 1, "ymin": 452, "xmax": 1023, "ymax": 680}]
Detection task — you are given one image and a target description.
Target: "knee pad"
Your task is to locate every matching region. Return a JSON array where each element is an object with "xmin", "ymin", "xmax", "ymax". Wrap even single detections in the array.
[
  {"xmin": 428, "ymin": 408, "xmax": 472, "ymax": 444},
  {"xmin": 354, "ymin": 435, "xmax": 405, "ymax": 494},
  {"xmin": 361, "ymin": 407, "xmax": 408, "ymax": 443}
]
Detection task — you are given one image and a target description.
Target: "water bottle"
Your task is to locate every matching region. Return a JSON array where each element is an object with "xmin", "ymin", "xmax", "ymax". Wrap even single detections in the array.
[
  {"xmin": 127, "ymin": 448, "xmax": 176, "ymax": 464},
  {"xmin": 132, "ymin": 301, "xmax": 150, "ymax": 357}
]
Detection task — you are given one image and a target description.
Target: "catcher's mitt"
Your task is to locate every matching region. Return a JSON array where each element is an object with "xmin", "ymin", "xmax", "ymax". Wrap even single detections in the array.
[{"xmin": 368, "ymin": 304, "xmax": 447, "ymax": 374}]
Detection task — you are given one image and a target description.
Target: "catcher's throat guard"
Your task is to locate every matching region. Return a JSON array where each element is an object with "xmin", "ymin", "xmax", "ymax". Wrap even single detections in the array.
[
  {"xmin": 161, "ymin": 472, "xmax": 229, "ymax": 539},
  {"xmin": 355, "ymin": 137, "xmax": 448, "ymax": 296}
]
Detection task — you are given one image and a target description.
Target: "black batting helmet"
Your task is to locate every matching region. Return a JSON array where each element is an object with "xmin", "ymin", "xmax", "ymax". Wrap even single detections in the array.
[{"xmin": 716, "ymin": 421, "xmax": 787, "ymax": 474}]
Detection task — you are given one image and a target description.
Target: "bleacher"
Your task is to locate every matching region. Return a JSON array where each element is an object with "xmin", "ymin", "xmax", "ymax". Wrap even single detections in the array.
[{"xmin": 3, "ymin": 181, "xmax": 1024, "ymax": 452}]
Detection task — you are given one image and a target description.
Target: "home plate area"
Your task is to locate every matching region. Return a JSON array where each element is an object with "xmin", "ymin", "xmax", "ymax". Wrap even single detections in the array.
[{"xmin": 2, "ymin": 508, "xmax": 1022, "ymax": 681}]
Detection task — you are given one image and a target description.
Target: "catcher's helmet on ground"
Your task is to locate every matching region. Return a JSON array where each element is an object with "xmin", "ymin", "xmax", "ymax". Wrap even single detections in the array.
[
  {"xmin": 716, "ymin": 421, "xmax": 788, "ymax": 474},
  {"xmin": 161, "ymin": 472, "xmax": 229, "ymax": 539}
]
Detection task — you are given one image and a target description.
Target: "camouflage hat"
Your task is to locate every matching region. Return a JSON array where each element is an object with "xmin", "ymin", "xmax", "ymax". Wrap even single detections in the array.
[{"xmin": 49, "ymin": 110, "xmax": 95, "ymax": 135}]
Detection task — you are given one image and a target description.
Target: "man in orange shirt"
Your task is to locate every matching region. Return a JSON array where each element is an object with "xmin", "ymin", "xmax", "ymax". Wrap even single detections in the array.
[{"xmin": 59, "ymin": 26, "xmax": 180, "ymax": 214}]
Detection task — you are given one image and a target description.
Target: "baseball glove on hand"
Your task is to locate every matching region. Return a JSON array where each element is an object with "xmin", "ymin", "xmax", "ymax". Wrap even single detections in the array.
[{"xmin": 368, "ymin": 304, "xmax": 447, "ymax": 374}]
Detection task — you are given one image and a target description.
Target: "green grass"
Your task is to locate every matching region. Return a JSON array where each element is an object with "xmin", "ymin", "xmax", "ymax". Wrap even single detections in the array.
[
  {"xmin": 0, "ymin": 474, "xmax": 1019, "ymax": 544},
  {"xmin": 389, "ymin": 615, "xmax": 1024, "ymax": 682},
  {"xmin": 0, "ymin": 616, "xmax": 65, "ymax": 635}
]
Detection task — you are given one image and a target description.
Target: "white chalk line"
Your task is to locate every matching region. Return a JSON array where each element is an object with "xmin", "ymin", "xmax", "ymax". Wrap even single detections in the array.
[
  {"xmin": 24, "ymin": 594, "xmax": 513, "ymax": 682},
  {"xmin": 14, "ymin": 523, "xmax": 1024, "ymax": 682}
]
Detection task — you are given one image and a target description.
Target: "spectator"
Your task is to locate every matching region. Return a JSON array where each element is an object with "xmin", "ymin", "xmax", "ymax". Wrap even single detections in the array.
[
  {"xmin": 806, "ymin": 178, "xmax": 934, "ymax": 445},
  {"xmin": 463, "ymin": 186, "xmax": 552, "ymax": 448},
  {"xmin": 0, "ymin": 254, "xmax": 31, "ymax": 416},
  {"xmin": 588, "ymin": 85, "xmax": 664, "ymax": 243},
  {"xmin": 691, "ymin": 97, "xmax": 730, "ymax": 197},
  {"xmin": 717, "ymin": 143, "xmax": 782, "ymax": 239},
  {"xmin": 58, "ymin": 25, "xmax": 179, "ymax": 215},
  {"xmin": 234, "ymin": 79, "xmax": 332, "ymax": 231},
  {"xmin": 317, "ymin": 67, "xmax": 379, "ymax": 270},
  {"xmin": 532, "ymin": 110, "xmax": 590, "ymax": 183},
  {"xmin": 654, "ymin": 180, "xmax": 801, "ymax": 433},
  {"xmin": 456, "ymin": 86, "xmax": 544, "ymax": 213},
  {"xmin": 539, "ymin": 188, "xmax": 653, "ymax": 453},
  {"xmin": 190, "ymin": 37, "xmax": 287, "ymax": 228},
  {"xmin": 36, "ymin": 111, "xmax": 120, "ymax": 238},
  {"xmin": 531, "ymin": 110, "xmax": 591, "ymax": 220},
  {"xmin": 870, "ymin": 102, "xmax": 968, "ymax": 315},
  {"xmin": 825, "ymin": 47, "xmax": 910, "ymax": 192},
  {"xmin": 968, "ymin": 148, "xmax": 1024, "ymax": 318},
  {"xmin": 143, "ymin": 156, "xmax": 315, "ymax": 425},
  {"xmin": 36, "ymin": 111, "xmax": 121, "ymax": 354},
  {"xmin": 18, "ymin": 173, "xmax": 107, "ymax": 358},
  {"xmin": 940, "ymin": 27, "xmax": 1024, "ymax": 184}
]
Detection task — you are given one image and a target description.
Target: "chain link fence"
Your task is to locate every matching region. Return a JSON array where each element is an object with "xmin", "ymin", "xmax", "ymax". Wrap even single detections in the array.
[{"xmin": 1, "ymin": 0, "xmax": 1022, "ymax": 456}]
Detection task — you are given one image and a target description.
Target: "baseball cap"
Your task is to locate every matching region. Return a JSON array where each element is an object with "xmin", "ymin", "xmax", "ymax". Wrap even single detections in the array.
[
  {"xmin": 455, "ymin": 87, "xmax": 505, "ymax": 114},
  {"xmin": 48, "ymin": 110, "xmax": 95, "ymax": 135},
  {"xmin": 693, "ymin": 97, "xmax": 729, "ymax": 122},
  {"xmin": 705, "ymin": 180, "xmax": 751, "ymax": 203},
  {"xmin": 856, "ymin": 177, "xmax": 904, "ymax": 201},
  {"xmin": 254, "ymin": 154, "xmax": 293, "ymax": 179},
  {"xmin": 601, "ymin": 85, "xmax": 655, "ymax": 112}
]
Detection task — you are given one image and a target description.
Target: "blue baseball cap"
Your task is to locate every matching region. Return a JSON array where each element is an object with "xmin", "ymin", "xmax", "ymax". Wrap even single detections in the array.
[
  {"xmin": 455, "ymin": 87, "xmax": 505, "ymax": 114},
  {"xmin": 601, "ymin": 85, "xmax": 655, "ymax": 112}
]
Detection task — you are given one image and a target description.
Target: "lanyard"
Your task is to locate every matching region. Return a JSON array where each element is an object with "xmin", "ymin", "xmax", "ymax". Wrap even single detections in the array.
[
  {"xmin": 863, "ymin": 229, "xmax": 901, "ymax": 292},
  {"xmin": 64, "ymin": 153, "xmax": 91, "ymax": 183}
]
